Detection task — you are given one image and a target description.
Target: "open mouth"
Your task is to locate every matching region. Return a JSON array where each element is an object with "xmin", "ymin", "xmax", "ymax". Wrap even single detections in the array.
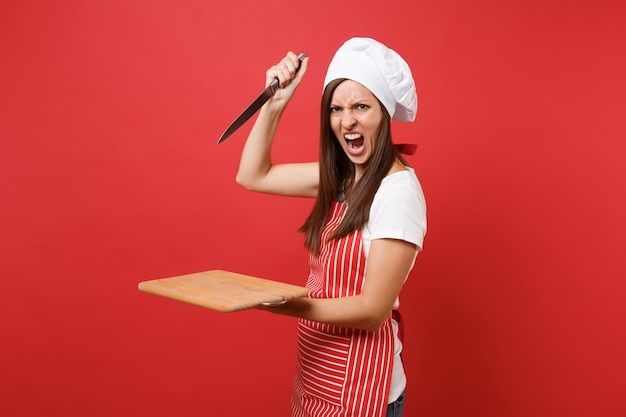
[{"xmin": 345, "ymin": 133, "xmax": 364, "ymax": 151}]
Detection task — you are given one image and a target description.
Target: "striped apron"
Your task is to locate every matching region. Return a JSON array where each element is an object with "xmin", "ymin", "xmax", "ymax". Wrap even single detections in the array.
[{"xmin": 291, "ymin": 201, "xmax": 395, "ymax": 417}]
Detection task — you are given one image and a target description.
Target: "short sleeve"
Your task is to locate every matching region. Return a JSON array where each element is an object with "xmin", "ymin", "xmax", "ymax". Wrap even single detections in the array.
[{"xmin": 365, "ymin": 169, "xmax": 427, "ymax": 251}]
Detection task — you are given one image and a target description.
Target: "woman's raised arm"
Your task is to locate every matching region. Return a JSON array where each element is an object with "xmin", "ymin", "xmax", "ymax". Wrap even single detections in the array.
[{"xmin": 235, "ymin": 52, "xmax": 318, "ymax": 198}]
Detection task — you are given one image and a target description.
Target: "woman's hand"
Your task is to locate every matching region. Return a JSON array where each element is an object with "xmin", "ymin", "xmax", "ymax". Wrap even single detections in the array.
[{"xmin": 264, "ymin": 52, "xmax": 309, "ymax": 112}]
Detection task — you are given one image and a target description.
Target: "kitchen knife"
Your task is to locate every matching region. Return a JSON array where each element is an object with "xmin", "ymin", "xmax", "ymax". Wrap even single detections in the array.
[{"xmin": 217, "ymin": 52, "xmax": 307, "ymax": 144}]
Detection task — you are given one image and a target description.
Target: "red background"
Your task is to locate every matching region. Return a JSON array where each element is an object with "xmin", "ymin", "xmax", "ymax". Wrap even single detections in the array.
[{"xmin": 2, "ymin": 1, "xmax": 625, "ymax": 416}]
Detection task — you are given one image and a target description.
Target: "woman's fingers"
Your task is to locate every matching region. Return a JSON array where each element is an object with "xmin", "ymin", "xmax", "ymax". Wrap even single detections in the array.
[{"xmin": 267, "ymin": 52, "xmax": 305, "ymax": 88}]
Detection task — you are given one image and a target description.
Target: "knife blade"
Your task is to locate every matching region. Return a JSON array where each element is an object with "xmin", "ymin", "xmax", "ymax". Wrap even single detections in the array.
[{"xmin": 217, "ymin": 52, "xmax": 307, "ymax": 144}]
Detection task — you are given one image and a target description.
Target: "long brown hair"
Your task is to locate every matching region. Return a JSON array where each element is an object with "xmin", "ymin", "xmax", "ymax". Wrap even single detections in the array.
[{"xmin": 300, "ymin": 78, "xmax": 407, "ymax": 255}]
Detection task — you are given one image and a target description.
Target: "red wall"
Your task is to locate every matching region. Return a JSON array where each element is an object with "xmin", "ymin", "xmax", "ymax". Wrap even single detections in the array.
[{"xmin": 2, "ymin": 1, "xmax": 625, "ymax": 416}]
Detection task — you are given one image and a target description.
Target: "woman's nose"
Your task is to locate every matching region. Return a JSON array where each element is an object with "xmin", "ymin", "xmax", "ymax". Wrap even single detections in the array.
[{"xmin": 341, "ymin": 113, "xmax": 356, "ymax": 128}]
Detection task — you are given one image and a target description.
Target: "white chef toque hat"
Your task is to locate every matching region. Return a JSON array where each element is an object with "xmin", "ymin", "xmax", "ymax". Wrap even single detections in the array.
[{"xmin": 323, "ymin": 37, "xmax": 417, "ymax": 122}]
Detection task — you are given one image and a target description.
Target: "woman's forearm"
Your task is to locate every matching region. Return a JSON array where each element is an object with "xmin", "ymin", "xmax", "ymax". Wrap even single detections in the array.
[
  {"xmin": 235, "ymin": 105, "xmax": 284, "ymax": 190},
  {"xmin": 259, "ymin": 294, "xmax": 393, "ymax": 332}
]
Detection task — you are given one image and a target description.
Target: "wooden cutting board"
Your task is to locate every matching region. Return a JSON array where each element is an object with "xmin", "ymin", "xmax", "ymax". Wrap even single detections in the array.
[{"xmin": 138, "ymin": 270, "xmax": 308, "ymax": 312}]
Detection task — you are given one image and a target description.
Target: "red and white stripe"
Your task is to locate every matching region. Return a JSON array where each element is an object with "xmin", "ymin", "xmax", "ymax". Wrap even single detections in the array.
[{"xmin": 292, "ymin": 202, "xmax": 394, "ymax": 417}]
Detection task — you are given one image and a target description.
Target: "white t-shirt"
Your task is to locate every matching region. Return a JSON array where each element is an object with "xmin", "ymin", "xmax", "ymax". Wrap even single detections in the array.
[{"xmin": 360, "ymin": 167, "xmax": 427, "ymax": 403}]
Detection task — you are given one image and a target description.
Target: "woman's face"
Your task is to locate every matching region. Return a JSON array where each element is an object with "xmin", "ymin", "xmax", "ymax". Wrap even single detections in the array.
[{"xmin": 329, "ymin": 80, "xmax": 383, "ymax": 177}]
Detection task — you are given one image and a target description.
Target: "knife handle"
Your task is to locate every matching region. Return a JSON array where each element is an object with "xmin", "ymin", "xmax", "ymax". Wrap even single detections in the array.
[{"xmin": 270, "ymin": 52, "xmax": 307, "ymax": 91}]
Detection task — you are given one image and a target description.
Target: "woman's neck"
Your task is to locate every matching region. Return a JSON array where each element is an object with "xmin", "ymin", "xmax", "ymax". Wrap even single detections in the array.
[{"xmin": 354, "ymin": 158, "xmax": 404, "ymax": 182}]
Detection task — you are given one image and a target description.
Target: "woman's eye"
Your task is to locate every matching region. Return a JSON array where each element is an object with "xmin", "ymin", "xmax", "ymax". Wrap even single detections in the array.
[
  {"xmin": 356, "ymin": 104, "xmax": 368, "ymax": 110},
  {"xmin": 330, "ymin": 106, "xmax": 340, "ymax": 113}
]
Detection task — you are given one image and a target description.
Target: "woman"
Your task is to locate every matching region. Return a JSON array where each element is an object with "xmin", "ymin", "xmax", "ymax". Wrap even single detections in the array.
[{"xmin": 236, "ymin": 37, "xmax": 426, "ymax": 417}]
